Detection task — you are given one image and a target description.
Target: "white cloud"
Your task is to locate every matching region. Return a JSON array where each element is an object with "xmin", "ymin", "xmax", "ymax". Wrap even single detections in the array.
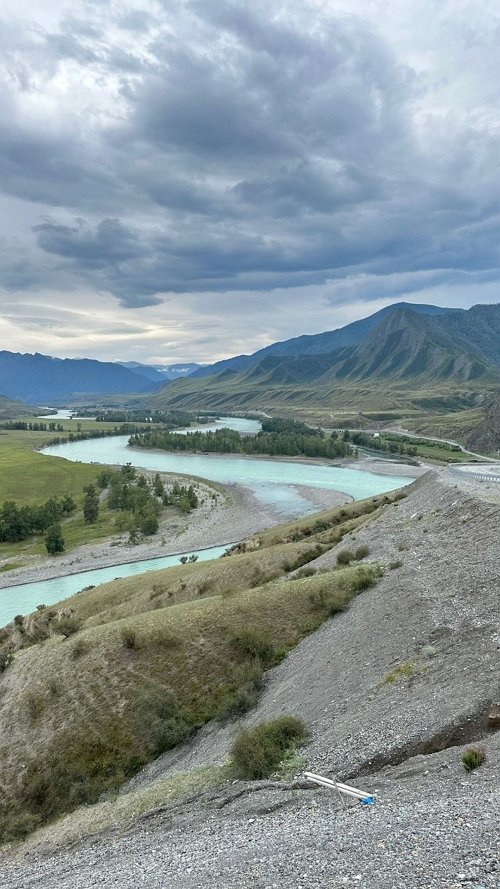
[{"xmin": 1, "ymin": 0, "xmax": 500, "ymax": 362}]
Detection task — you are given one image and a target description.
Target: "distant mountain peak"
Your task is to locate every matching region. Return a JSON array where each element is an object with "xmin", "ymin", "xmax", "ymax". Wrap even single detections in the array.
[{"xmin": 145, "ymin": 302, "xmax": 500, "ymax": 412}]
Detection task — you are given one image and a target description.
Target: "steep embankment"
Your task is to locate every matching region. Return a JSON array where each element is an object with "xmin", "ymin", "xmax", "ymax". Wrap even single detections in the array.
[
  {"xmin": 1, "ymin": 470, "xmax": 499, "ymax": 887},
  {"xmin": 0, "ymin": 495, "xmax": 390, "ymax": 843}
]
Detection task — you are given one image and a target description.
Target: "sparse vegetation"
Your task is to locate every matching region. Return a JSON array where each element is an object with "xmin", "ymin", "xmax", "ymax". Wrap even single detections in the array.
[
  {"xmin": 378, "ymin": 661, "xmax": 415, "ymax": 688},
  {"xmin": 336, "ymin": 548, "xmax": 354, "ymax": 565},
  {"xmin": 55, "ymin": 616, "xmax": 82, "ymax": 638},
  {"xmin": 120, "ymin": 627, "xmax": 139, "ymax": 650},
  {"xmin": 0, "ymin": 495, "xmax": 386, "ymax": 842},
  {"xmin": 231, "ymin": 715, "xmax": 309, "ymax": 779},
  {"xmin": 462, "ymin": 747, "xmax": 486, "ymax": 772}
]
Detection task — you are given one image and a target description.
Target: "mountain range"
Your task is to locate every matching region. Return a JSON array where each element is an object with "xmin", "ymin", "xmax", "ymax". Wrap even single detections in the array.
[
  {"xmin": 147, "ymin": 302, "xmax": 500, "ymax": 412},
  {"xmin": 0, "ymin": 353, "xmax": 204, "ymax": 404},
  {"xmin": 0, "ymin": 352, "xmax": 161, "ymax": 404},
  {"xmin": 2, "ymin": 301, "xmax": 499, "ymax": 412}
]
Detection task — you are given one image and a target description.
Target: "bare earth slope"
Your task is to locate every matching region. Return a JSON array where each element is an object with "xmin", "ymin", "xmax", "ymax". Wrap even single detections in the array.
[{"xmin": 1, "ymin": 470, "xmax": 499, "ymax": 888}]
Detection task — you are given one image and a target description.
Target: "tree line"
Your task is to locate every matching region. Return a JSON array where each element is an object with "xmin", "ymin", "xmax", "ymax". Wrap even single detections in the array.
[
  {"xmin": 93, "ymin": 409, "xmax": 196, "ymax": 427},
  {"xmin": 343, "ymin": 430, "xmax": 419, "ymax": 456},
  {"xmin": 0, "ymin": 496, "xmax": 76, "ymax": 543},
  {"xmin": 130, "ymin": 417, "xmax": 354, "ymax": 460},
  {"xmin": 43, "ymin": 423, "xmax": 152, "ymax": 447},
  {"xmin": 0, "ymin": 421, "xmax": 65, "ymax": 432}
]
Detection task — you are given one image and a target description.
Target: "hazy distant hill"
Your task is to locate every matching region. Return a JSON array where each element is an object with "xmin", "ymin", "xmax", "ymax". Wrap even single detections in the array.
[
  {"xmin": 147, "ymin": 303, "xmax": 500, "ymax": 413},
  {"xmin": 0, "ymin": 352, "xmax": 161, "ymax": 403},
  {"xmin": 0, "ymin": 394, "xmax": 36, "ymax": 418},
  {"xmin": 118, "ymin": 361, "xmax": 202, "ymax": 382}
]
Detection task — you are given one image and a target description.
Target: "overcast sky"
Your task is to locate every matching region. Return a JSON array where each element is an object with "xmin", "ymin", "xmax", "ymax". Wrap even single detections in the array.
[{"xmin": 1, "ymin": 0, "xmax": 500, "ymax": 364}]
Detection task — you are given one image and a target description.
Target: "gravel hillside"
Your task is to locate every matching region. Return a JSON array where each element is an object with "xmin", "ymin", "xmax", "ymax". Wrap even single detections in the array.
[{"xmin": 1, "ymin": 468, "xmax": 499, "ymax": 888}]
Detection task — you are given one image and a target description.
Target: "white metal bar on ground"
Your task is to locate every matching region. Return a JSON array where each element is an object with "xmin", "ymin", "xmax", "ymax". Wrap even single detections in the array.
[{"xmin": 304, "ymin": 771, "xmax": 375, "ymax": 804}]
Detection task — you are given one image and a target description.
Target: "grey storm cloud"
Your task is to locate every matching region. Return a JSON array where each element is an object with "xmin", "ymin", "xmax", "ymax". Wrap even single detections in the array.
[{"xmin": 1, "ymin": 0, "xmax": 500, "ymax": 311}]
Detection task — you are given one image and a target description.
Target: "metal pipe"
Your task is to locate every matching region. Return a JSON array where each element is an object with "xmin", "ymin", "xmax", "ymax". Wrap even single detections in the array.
[{"xmin": 304, "ymin": 771, "xmax": 375, "ymax": 804}]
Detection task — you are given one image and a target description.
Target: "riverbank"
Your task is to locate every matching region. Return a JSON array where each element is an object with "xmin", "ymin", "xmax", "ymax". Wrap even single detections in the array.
[{"xmin": 0, "ymin": 477, "xmax": 351, "ymax": 591}]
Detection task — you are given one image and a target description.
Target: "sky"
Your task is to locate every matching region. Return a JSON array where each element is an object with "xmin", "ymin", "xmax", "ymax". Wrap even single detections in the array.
[{"xmin": 1, "ymin": 0, "xmax": 500, "ymax": 365}]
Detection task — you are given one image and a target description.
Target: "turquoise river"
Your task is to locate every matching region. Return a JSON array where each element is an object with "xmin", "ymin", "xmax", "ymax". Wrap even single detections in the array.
[{"xmin": 0, "ymin": 418, "xmax": 414, "ymax": 624}]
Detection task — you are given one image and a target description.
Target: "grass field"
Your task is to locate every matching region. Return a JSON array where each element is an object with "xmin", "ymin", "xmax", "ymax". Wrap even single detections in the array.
[
  {"xmin": 0, "ymin": 418, "xmax": 142, "ymax": 559},
  {"xmin": 0, "ymin": 418, "xmax": 122, "ymax": 504}
]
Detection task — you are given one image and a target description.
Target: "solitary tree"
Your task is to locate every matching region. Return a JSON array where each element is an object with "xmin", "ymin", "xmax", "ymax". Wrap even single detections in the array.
[
  {"xmin": 83, "ymin": 484, "xmax": 99, "ymax": 524},
  {"xmin": 45, "ymin": 523, "xmax": 65, "ymax": 554}
]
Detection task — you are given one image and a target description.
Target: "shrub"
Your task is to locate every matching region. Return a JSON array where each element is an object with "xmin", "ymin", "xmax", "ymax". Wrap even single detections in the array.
[
  {"xmin": 336, "ymin": 548, "xmax": 354, "ymax": 566},
  {"xmin": 47, "ymin": 678, "xmax": 61, "ymax": 698},
  {"xmin": 0, "ymin": 811, "xmax": 42, "ymax": 842},
  {"xmin": 286, "ymin": 545, "xmax": 324, "ymax": 573},
  {"xmin": 349, "ymin": 565, "xmax": 381, "ymax": 592},
  {"xmin": 230, "ymin": 628, "xmax": 275, "ymax": 666},
  {"xmin": 70, "ymin": 638, "xmax": 90, "ymax": 660},
  {"xmin": 120, "ymin": 627, "xmax": 138, "ymax": 650},
  {"xmin": 55, "ymin": 616, "xmax": 82, "ymax": 638},
  {"xmin": 0, "ymin": 651, "xmax": 13, "ymax": 673},
  {"xmin": 420, "ymin": 645, "xmax": 436, "ymax": 659},
  {"xmin": 274, "ymin": 747, "xmax": 306, "ymax": 780},
  {"xmin": 218, "ymin": 663, "xmax": 264, "ymax": 720},
  {"xmin": 294, "ymin": 566, "xmax": 316, "ymax": 579},
  {"xmin": 462, "ymin": 747, "xmax": 486, "ymax": 772},
  {"xmin": 134, "ymin": 688, "xmax": 191, "ymax": 755},
  {"xmin": 231, "ymin": 715, "xmax": 309, "ymax": 780},
  {"xmin": 308, "ymin": 588, "xmax": 348, "ymax": 616},
  {"xmin": 26, "ymin": 692, "xmax": 45, "ymax": 722},
  {"xmin": 389, "ymin": 559, "xmax": 403, "ymax": 570},
  {"xmin": 354, "ymin": 544, "xmax": 370, "ymax": 560}
]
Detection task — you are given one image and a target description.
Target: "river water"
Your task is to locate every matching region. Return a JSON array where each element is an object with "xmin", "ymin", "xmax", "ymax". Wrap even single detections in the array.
[
  {"xmin": 42, "ymin": 430, "xmax": 412, "ymax": 513},
  {"xmin": 0, "ymin": 418, "xmax": 413, "ymax": 624},
  {"xmin": 0, "ymin": 545, "xmax": 228, "ymax": 625}
]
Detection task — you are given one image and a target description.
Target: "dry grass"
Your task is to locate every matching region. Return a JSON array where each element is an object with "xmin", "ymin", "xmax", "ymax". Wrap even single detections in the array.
[
  {"xmin": 19, "ymin": 765, "xmax": 229, "ymax": 853},
  {"xmin": 0, "ymin": 495, "xmax": 386, "ymax": 843}
]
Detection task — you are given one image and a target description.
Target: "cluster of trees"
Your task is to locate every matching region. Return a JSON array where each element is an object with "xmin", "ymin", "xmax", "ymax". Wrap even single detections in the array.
[
  {"xmin": 44, "ymin": 423, "xmax": 151, "ymax": 447},
  {"xmin": 0, "ymin": 421, "xmax": 65, "ymax": 432},
  {"xmin": 162, "ymin": 480, "xmax": 199, "ymax": 513},
  {"xmin": 94, "ymin": 409, "xmax": 195, "ymax": 427},
  {"xmin": 96, "ymin": 465, "xmax": 161, "ymax": 537},
  {"xmin": 0, "ymin": 463, "xmax": 201, "ymax": 557},
  {"xmin": 343, "ymin": 430, "xmax": 419, "ymax": 456},
  {"xmin": 0, "ymin": 495, "xmax": 76, "ymax": 544},
  {"xmin": 96, "ymin": 465, "xmax": 198, "ymax": 539},
  {"xmin": 130, "ymin": 417, "xmax": 353, "ymax": 460}
]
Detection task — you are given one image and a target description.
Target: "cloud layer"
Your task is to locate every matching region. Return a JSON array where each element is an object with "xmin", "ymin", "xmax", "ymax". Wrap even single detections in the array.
[{"xmin": 1, "ymin": 0, "xmax": 500, "ymax": 361}]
